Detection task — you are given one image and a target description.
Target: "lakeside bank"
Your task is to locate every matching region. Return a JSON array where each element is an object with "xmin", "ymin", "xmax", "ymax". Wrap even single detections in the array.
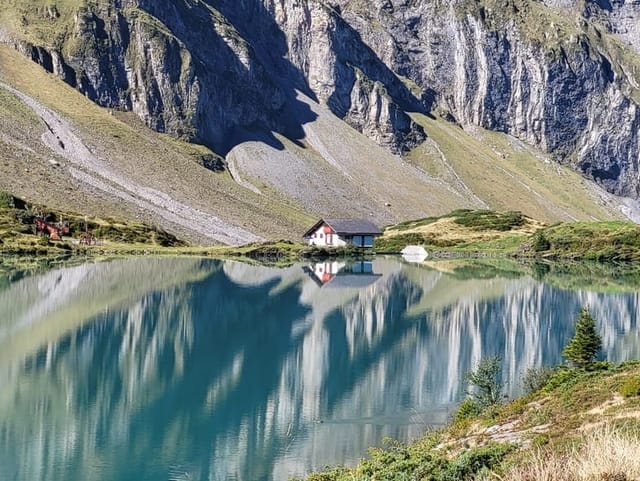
[{"xmin": 297, "ymin": 361, "xmax": 640, "ymax": 481}]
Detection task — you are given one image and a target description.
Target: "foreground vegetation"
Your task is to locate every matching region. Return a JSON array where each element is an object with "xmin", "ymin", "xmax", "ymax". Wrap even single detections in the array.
[
  {"xmin": 0, "ymin": 191, "xmax": 183, "ymax": 255},
  {"xmin": 298, "ymin": 359, "xmax": 640, "ymax": 481},
  {"xmin": 299, "ymin": 311, "xmax": 640, "ymax": 480}
]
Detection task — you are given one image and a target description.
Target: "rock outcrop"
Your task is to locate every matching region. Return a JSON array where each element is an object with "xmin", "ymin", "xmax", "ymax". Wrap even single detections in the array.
[
  {"xmin": 334, "ymin": 0, "xmax": 640, "ymax": 197},
  {"xmin": 2, "ymin": 0, "xmax": 640, "ymax": 197}
]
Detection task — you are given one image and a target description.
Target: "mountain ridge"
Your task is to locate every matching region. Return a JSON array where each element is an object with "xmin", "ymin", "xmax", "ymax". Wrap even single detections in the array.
[{"xmin": 1, "ymin": 1, "xmax": 639, "ymax": 243}]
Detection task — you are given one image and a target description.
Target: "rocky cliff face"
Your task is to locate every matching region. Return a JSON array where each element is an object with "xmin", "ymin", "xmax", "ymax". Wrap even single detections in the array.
[
  {"xmin": 3, "ymin": 0, "xmax": 640, "ymax": 197},
  {"xmin": 334, "ymin": 0, "xmax": 640, "ymax": 197}
]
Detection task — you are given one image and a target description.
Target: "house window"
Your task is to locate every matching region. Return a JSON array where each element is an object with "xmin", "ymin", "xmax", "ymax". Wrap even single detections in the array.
[{"xmin": 319, "ymin": 233, "xmax": 324, "ymax": 239}]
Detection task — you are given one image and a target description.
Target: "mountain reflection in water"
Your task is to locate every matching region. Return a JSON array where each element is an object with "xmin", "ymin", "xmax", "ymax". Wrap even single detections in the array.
[{"xmin": 0, "ymin": 257, "xmax": 638, "ymax": 481}]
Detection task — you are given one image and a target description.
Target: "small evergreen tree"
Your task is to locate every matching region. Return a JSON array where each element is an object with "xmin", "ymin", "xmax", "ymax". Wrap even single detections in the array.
[
  {"xmin": 465, "ymin": 355, "xmax": 503, "ymax": 409},
  {"xmin": 562, "ymin": 308, "xmax": 602, "ymax": 368}
]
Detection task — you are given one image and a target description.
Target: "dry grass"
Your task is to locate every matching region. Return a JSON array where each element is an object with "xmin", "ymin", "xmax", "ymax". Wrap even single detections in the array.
[
  {"xmin": 495, "ymin": 449, "xmax": 572, "ymax": 481},
  {"xmin": 498, "ymin": 426, "xmax": 640, "ymax": 481},
  {"xmin": 385, "ymin": 216, "xmax": 543, "ymax": 243}
]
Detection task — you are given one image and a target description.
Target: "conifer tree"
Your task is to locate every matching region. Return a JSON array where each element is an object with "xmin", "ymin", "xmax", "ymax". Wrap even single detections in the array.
[
  {"xmin": 562, "ymin": 308, "xmax": 602, "ymax": 368},
  {"xmin": 465, "ymin": 355, "xmax": 503, "ymax": 408}
]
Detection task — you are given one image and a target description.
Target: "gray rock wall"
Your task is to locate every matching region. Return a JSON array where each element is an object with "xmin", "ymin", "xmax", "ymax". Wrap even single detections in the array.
[
  {"xmin": 335, "ymin": 0, "xmax": 640, "ymax": 197},
  {"xmin": 6, "ymin": 0, "xmax": 640, "ymax": 197}
]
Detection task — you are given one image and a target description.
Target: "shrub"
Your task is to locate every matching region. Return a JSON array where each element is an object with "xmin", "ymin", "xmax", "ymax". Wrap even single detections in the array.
[
  {"xmin": 465, "ymin": 356, "xmax": 503, "ymax": 409},
  {"xmin": 587, "ymin": 360, "xmax": 613, "ymax": 372},
  {"xmin": 0, "ymin": 192, "xmax": 15, "ymax": 209},
  {"xmin": 521, "ymin": 366, "xmax": 556, "ymax": 394},
  {"xmin": 620, "ymin": 377, "xmax": 640, "ymax": 398},
  {"xmin": 441, "ymin": 443, "xmax": 515, "ymax": 480},
  {"xmin": 562, "ymin": 308, "xmax": 603, "ymax": 368},
  {"xmin": 532, "ymin": 231, "xmax": 551, "ymax": 252},
  {"xmin": 531, "ymin": 433, "xmax": 549, "ymax": 449},
  {"xmin": 454, "ymin": 398, "xmax": 482, "ymax": 423},
  {"xmin": 541, "ymin": 367, "xmax": 580, "ymax": 393}
]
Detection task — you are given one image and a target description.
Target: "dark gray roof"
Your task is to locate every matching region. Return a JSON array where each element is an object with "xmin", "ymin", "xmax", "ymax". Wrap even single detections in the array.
[
  {"xmin": 302, "ymin": 218, "xmax": 383, "ymax": 238},
  {"xmin": 324, "ymin": 219, "xmax": 382, "ymax": 235},
  {"xmin": 301, "ymin": 267, "xmax": 383, "ymax": 289},
  {"xmin": 324, "ymin": 273, "xmax": 383, "ymax": 289}
]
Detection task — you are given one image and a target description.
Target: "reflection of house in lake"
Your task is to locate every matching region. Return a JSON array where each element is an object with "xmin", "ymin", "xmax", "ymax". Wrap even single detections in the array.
[{"xmin": 303, "ymin": 261, "xmax": 383, "ymax": 288}]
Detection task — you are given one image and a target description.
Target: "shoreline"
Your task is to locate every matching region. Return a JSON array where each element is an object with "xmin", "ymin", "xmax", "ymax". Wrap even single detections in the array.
[{"xmin": 297, "ymin": 360, "xmax": 640, "ymax": 480}]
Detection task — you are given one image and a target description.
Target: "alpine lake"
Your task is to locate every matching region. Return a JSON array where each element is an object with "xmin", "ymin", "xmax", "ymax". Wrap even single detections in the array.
[{"xmin": 1, "ymin": 256, "xmax": 639, "ymax": 481}]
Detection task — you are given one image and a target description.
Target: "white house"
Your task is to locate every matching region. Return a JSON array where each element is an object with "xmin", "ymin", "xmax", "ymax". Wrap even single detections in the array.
[{"xmin": 303, "ymin": 219, "xmax": 382, "ymax": 248}]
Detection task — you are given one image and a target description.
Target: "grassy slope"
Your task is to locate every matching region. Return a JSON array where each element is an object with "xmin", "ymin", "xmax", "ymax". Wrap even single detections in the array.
[
  {"xmin": 532, "ymin": 222, "xmax": 640, "ymax": 262},
  {"xmin": 377, "ymin": 209, "xmax": 640, "ymax": 262},
  {"xmin": 0, "ymin": 1, "xmax": 80, "ymax": 48},
  {"xmin": 376, "ymin": 210, "xmax": 538, "ymax": 254},
  {"xmin": 300, "ymin": 362, "xmax": 640, "ymax": 481},
  {"xmin": 0, "ymin": 44, "xmax": 313, "ymax": 244},
  {"xmin": 0, "ymin": 191, "xmax": 187, "ymax": 254},
  {"xmin": 407, "ymin": 114, "xmax": 623, "ymax": 224}
]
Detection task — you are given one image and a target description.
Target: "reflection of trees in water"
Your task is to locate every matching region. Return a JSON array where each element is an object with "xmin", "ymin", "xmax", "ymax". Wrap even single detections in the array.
[{"xmin": 1, "ymin": 259, "xmax": 639, "ymax": 481}]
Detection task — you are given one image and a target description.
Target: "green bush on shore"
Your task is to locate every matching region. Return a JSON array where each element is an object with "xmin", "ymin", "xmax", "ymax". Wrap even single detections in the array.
[
  {"xmin": 299, "ymin": 440, "xmax": 515, "ymax": 481},
  {"xmin": 620, "ymin": 377, "xmax": 640, "ymax": 398},
  {"xmin": 451, "ymin": 209, "xmax": 526, "ymax": 231},
  {"xmin": 530, "ymin": 222, "xmax": 640, "ymax": 261}
]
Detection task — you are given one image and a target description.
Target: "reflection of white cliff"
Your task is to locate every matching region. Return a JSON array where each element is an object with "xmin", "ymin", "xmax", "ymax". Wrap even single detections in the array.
[
  {"xmin": 0, "ymin": 287, "xmax": 197, "ymax": 481},
  {"xmin": 267, "ymin": 263, "xmax": 640, "ymax": 479},
  {"xmin": 0, "ymin": 259, "xmax": 214, "ymax": 481},
  {"xmin": 0, "ymin": 258, "xmax": 213, "ymax": 369},
  {"xmin": 410, "ymin": 281, "xmax": 640, "ymax": 405}
]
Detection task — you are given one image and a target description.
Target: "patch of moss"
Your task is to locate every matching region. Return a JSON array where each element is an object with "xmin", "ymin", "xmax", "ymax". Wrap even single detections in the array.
[
  {"xmin": 451, "ymin": 209, "xmax": 526, "ymax": 231},
  {"xmin": 620, "ymin": 376, "xmax": 640, "ymax": 398}
]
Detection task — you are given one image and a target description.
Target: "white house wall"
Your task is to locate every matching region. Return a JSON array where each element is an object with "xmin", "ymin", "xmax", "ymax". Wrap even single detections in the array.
[{"xmin": 307, "ymin": 226, "xmax": 347, "ymax": 247}]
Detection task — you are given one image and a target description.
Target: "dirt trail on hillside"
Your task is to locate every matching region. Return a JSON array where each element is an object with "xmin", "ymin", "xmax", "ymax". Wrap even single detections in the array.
[{"xmin": 0, "ymin": 81, "xmax": 263, "ymax": 245}]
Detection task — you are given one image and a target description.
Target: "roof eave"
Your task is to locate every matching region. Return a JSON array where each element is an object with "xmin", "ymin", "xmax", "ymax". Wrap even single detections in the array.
[{"xmin": 302, "ymin": 218, "xmax": 327, "ymax": 238}]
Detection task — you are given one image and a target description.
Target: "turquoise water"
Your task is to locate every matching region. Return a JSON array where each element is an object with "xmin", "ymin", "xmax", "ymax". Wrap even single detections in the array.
[{"xmin": 0, "ymin": 257, "xmax": 639, "ymax": 481}]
